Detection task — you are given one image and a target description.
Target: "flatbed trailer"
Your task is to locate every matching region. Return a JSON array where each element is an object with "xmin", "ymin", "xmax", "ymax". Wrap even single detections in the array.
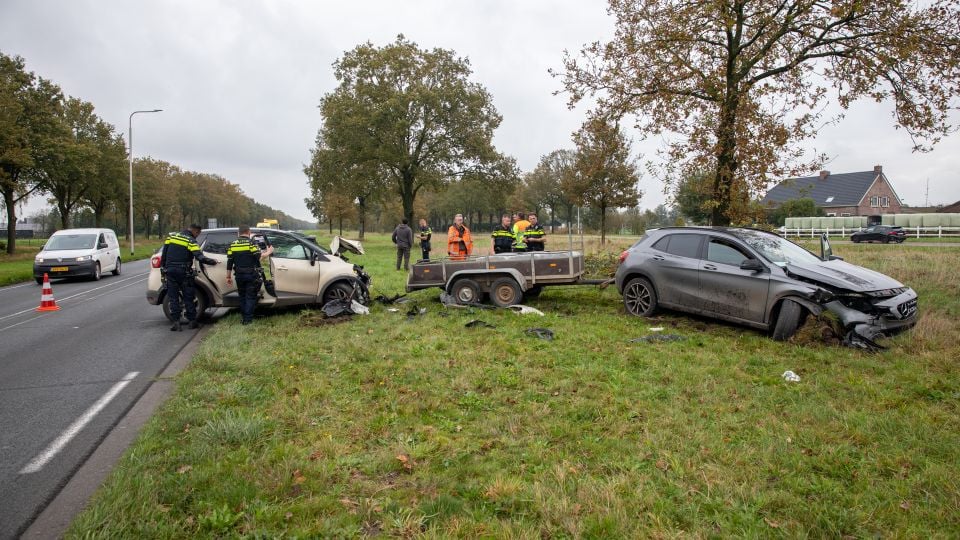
[{"xmin": 406, "ymin": 250, "xmax": 604, "ymax": 306}]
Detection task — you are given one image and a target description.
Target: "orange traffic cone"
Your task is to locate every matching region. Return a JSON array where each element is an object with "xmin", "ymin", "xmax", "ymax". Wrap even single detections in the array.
[{"xmin": 36, "ymin": 273, "xmax": 61, "ymax": 312}]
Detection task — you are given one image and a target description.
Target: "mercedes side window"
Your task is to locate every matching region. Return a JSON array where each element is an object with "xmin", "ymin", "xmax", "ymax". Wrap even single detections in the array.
[
  {"xmin": 663, "ymin": 234, "xmax": 702, "ymax": 259},
  {"xmin": 652, "ymin": 237, "xmax": 670, "ymax": 252},
  {"xmin": 202, "ymin": 232, "xmax": 238, "ymax": 255},
  {"xmin": 706, "ymin": 239, "xmax": 750, "ymax": 266},
  {"xmin": 266, "ymin": 233, "xmax": 309, "ymax": 260}
]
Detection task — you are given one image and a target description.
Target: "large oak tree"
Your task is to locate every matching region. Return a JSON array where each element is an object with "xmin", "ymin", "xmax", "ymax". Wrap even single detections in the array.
[
  {"xmin": 316, "ymin": 35, "xmax": 506, "ymax": 224},
  {"xmin": 558, "ymin": 0, "xmax": 960, "ymax": 225}
]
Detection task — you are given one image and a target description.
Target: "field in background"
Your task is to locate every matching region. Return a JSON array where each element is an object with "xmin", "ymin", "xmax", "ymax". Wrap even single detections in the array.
[
  {"xmin": 69, "ymin": 234, "xmax": 960, "ymax": 537},
  {"xmin": 0, "ymin": 239, "xmax": 164, "ymax": 286}
]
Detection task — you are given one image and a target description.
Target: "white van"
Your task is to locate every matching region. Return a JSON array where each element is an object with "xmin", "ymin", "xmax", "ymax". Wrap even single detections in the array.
[{"xmin": 33, "ymin": 228, "xmax": 122, "ymax": 283}]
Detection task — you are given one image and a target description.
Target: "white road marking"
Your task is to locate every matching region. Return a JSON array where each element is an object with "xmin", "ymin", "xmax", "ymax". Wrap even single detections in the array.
[
  {"xmin": 0, "ymin": 282, "xmax": 36, "ymax": 292},
  {"xmin": 0, "ymin": 273, "xmax": 148, "ymax": 322},
  {"xmin": 19, "ymin": 371, "xmax": 140, "ymax": 474},
  {"xmin": 0, "ymin": 277, "xmax": 147, "ymax": 332}
]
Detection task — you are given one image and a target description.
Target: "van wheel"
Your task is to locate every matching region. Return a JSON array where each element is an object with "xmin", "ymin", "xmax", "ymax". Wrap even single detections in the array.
[
  {"xmin": 162, "ymin": 290, "xmax": 209, "ymax": 322},
  {"xmin": 490, "ymin": 277, "xmax": 522, "ymax": 307},
  {"xmin": 772, "ymin": 299, "xmax": 804, "ymax": 341},
  {"xmin": 322, "ymin": 282, "xmax": 355, "ymax": 304},
  {"xmin": 451, "ymin": 278, "xmax": 481, "ymax": 305},
  {"xmin": 112, "ymin": 258, "xmax": 121, "ymax": 275},
  {"xmin": 623, "ymin": 277, "xmax": 657, "ymax": 317},
  {"xmin": 91, "ymin": 262, "xmax": 102, "ymax": 281},
  {"xmin": 35, "ymin": 277, "xmax": 43, "ymax": 285}
]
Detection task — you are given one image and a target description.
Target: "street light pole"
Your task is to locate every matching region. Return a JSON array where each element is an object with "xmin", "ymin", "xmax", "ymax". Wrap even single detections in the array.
[{"xmin": 128, "ymin": 109, "xmax": 162, "ymax": 255}]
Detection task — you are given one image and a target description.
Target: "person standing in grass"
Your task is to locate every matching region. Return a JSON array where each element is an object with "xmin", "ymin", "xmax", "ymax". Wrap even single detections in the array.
[
  {"xmin": 418, "ymin": 218, "xmax": 432, "ymax": 261},
  {"xmin": 491, "ymin": 213, "xmax": 514, "ymax": 254},
  {"xmin": 392, "ymin": 218, "xmax": 414, "ymax": 271},
  {"xmin": 523, "ymin": 213, "xmax": 547, "ymax": 251},
  {"xmin": 447, "ymin": 213, "xmax": 473, "ymax": 260},
  {"xmin": 511, "ymin": 211, "xmax": 530, "ymax": 252},
  {"xmin": 226, "ymin": 225, "xmax": 274, "ymax": 325}
]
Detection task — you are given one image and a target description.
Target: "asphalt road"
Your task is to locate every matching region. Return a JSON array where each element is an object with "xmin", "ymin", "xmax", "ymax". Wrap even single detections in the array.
[{"xmin": 0, "ymin": 260, "xmax": 199, "ymax": 539}]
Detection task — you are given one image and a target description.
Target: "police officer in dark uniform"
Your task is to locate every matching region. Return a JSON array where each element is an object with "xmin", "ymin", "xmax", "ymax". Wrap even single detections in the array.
[
  {"xmin": 491, "ymin": 213, "xmax": 514, "ymax": 254},
  {"xmin": 160, "ymin": 224, "xmax": 217, "ymax": 331},
  {"xmin": 226, "ymin": 225, "xmax": 274, "ymax": 325},
  {"xmin": 417, "ymin": 218, "xmax": 432, "ymax": 261},
  {"xmin": 523, "ymin": 213, "xmax": 547, "ymax": 251}
]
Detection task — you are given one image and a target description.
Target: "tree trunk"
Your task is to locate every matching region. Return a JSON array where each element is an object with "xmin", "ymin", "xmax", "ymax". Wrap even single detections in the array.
[
  {"xmin": 711, "ymin": 93, "xmax": 741, "ymax": 226},
  {"xmin": 59, "ymin": 203, "xmax": 70, "ymax": 229},
  {"xmin": 328, "ymin": 219, "xmax": 333, "ymax": 234},
  {"xmin": 3, "ymin": 190, "xmax": 16, "ymax": 254},
  {"xmin": 400, "ymin": 171, "xmax": 416, "ymax": 224},
  {"xmin": 357, "ymin": 196, "xmax": 366, "ymax": 240},
  {"xmin": 599, "ymin": 205, "xmax": 607, "ymax": 246},
  {"xmin": 337, "ymin": 215, "xmax": 343, "ymax": 236}
]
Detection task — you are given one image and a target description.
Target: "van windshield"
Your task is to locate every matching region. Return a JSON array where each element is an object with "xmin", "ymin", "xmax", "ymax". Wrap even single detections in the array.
[{"xmin": 45, "ymin": 234, "xmax": 97, "ymax": 251}]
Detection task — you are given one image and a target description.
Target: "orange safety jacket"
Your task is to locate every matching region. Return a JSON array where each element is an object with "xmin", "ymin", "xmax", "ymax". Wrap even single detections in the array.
[{"xmin": 447, "ymin": 224, "xmax": 473, "ymax": 260}]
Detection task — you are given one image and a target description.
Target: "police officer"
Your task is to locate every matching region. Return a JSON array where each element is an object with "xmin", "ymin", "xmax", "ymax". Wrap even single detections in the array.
[
  {"xmin": 491, "ymin": 213, "xmax": 514, "ymax": 254},
  {"xmin": 226, "ymin": 225, "xmax": 274, "ymax": 325},
  {"xmin": 523, "ymin": 213, "xmax": 547, "ymax": 251},
  {"xmin": 418, "ymin": 218, "xmax": 432, "ymax": 261},
  {"xmin": 160, "ymin": 224, "xmax": 217, "ymax": 331}
]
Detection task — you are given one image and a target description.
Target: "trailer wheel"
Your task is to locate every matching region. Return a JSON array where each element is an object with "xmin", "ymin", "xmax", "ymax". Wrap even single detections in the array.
[
  {"xmin": 490, "ymin": 277, "xmax": 522, "ymax": 307},
  {"xmin": 451, "ymin": 278, "xmax": 481, "ymax": 305}
]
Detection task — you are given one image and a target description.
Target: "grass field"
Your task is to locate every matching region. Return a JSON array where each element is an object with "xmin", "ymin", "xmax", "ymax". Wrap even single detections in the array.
[
  {"xmin": 0, "ymin": 238, "xmax": 164, "ymax": 286},
  {"xmin": 69, "ymin": 234, "xmax": 960, "ymax": 538}
]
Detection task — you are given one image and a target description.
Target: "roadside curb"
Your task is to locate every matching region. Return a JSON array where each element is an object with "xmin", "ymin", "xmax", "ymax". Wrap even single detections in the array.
[{"xmin": 21, "ymin": 325, "xmax": 210, "ymax": 539}]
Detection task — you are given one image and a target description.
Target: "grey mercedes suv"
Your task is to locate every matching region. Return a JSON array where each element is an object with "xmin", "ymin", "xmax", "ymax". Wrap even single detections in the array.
[{"xmin": 615, "ymin": 227, "xmax": 918, "ymax": 345}]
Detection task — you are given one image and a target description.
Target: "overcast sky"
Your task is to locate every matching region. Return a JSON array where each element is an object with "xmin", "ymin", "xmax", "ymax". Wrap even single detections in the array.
[{"xmin": 3, "ymin": 0, "xmax": 959, "ymax": 222}]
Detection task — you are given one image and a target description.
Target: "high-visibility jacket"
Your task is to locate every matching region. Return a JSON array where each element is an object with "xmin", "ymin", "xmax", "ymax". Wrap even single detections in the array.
[
  {"xmin": 491, "ymin": 225, "xmax": 514, "ymax": 253},
  {"xmin": 523, "ymin": 224, "xmax": 546, "ymax": 251},
  {"xmin": 447, "ymin": 224, "xmax": 473, "ymax": 260},
  {"xmin": 512, "ymin": 220, "xmax": 530, "ymax": 251},
  {"xmin": 226, "ymin": 236, "xmax": 262, "ymax": 273},
  {"xmin": 160, "ymin": 230, "xmax": 208, "ymax": 268}
]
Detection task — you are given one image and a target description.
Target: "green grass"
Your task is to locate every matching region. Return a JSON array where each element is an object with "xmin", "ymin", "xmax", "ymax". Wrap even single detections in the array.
[
  {"xmin": 0, "ymin": 239, "xmax": 164, "ymax": 286},
  {"xmin": 69, "ymin": 234, "xmax": 960, "ymax": 538}
]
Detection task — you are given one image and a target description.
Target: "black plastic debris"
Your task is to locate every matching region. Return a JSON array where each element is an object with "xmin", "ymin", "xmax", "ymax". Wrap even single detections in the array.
[
  {"xmin": 629, "ymin": 334, "xmax": 686, "ymax": 343},
  {"xmin": 465, "ymin": 320, "xmax": 495, "ymax": 328},
  {"xmin": 407, "ymin": 306, "xmax": 427, "ymax": 320},
  {"xmin": 440, "ymin": 292, "xmax": 494, "ymax": 309},
  {"xmin": 843, "ymin": 331, "xmax": 886, "ymax": 352},
  {"xmin": 321, "ymin": 298, "xmax": 369, "ymax": 318},
  {"xmin": 525, "ymin": 328, "xmax": 554, "ymax": 340},
  {"xmin": 375, "ymin": 293, "xmax": 407, "ymax": 305}
]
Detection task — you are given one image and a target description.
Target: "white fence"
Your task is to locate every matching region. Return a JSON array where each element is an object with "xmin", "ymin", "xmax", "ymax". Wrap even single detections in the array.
[{"xmin": 779, "ymin": 226, "xmax": 960, "ymax": 239}]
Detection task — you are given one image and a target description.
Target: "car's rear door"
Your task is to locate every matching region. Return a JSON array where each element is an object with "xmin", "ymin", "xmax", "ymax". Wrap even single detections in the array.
[
  {"xmin": 698, "ymin": 236, "xmax": 770, "ymax": 323},
  {"xmin": 649, "ymin": 233, "xmax": 704, "ymax": 308},
  {"xmin": 265, "ymin": 232, "xmax": 322, "ymax": 304}
]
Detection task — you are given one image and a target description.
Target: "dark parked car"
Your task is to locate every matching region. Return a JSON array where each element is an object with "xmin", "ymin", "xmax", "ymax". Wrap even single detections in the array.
[
  {"xmin": 615, "ymin": 227, "xmax": 918, "ymax": 344},
  {"xmin": 850, "ymin": 225, "xmax": 906, "ymax": 243}
]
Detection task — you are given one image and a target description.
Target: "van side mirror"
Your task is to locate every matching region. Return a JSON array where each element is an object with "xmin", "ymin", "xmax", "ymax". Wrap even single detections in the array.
[
  {"xmin": 740, "ymin": 259, "xmax": 765, "ymax": 273},
  {"xmin": 98, "ymin": 242, "xmax": 108, "ymax": 249}
]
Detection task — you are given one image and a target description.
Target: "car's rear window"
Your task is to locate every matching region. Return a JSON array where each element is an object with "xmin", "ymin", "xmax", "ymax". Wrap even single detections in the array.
[
  {"xmin": 201, "ymin": 231, "xmax": 239, "ymax": 254},
  {"xmin": 662, "ymin": 234, "xmax": 702, "ymax": 259}
]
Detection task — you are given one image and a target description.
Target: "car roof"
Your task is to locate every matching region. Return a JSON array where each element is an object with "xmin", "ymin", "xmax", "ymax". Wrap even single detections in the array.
[
  {"xmin": 50, "ymin": 228, "xmax": 114, "ymax": 235},
  {"xmin": 198, "ymin": 227, "xmax": 293, "ymax": 234},
  {"xmin": 649, "ymin": 226, "xmax": 777, "ymax": 236}
]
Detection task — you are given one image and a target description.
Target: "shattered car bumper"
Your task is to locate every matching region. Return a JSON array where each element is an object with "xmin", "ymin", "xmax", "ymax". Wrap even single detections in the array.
[{"xmin": 823, "ymin": 288, "xmax": 918, "ymax": 342}]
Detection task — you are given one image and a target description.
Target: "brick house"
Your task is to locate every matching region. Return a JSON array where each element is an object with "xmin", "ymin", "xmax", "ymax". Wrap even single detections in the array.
[{"xmin": 762, "ymin": 165, "xmax": 903, "ymax": 216}]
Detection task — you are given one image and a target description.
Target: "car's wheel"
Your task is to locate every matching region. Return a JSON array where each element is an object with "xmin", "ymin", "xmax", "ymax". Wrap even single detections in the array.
[
  {"xmin": 322, "ymin": 281, "xmax": 355, "ymax": 304},
  {"xmin": 898, "ymin": 238, "xmax": 905, "ymax": 244},
  {"xmin": 623, "ymin": 277, "xmax": 657, "ymax": 317},
  {"xmin": 162, "ymin": 289, "xmax": 209, "ymax": 322},
  {"xmin": 852, "ymin": 237, "xmax": 860, "ymax": 243},
  {"xmin": 112, "ymin": 258, "xmax": 121, "ymax": 275},
  {"xmin": 490, "ymin": 277, "xmax": 522, "ymax": 307},
  {"xmin": 451, "ymin": 278, "xmax": 481, "ymax": 305},
  {"xmin": 771, "ymin": 299, "xmax": 804, "ymax": 341},
  {"xmin": 882, "ymin": 236, "xmax": 890, "ymax": 244},
  {"xmin": 91, "ymin": 262, "xmax": 102, "ymax": 281}
]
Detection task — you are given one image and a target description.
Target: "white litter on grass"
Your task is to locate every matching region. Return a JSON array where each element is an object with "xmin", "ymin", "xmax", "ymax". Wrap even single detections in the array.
[
  {"xmin": 510, "ymin": 305, "xmax": 545, "ymax": 316},
  {"xmin": 649, "ymin": 327, "xmax": 664, "ymax": 332},
  {"xmin": 351, "ymin": 301, "xmax": 370, "ymax": 315},
  {"xmin": 782, "ymin": 370, "xmax": 801, "ymax": 382},
  {"xmin": 387, "ymin": 308, "xmax": 399, "ymax": 313}
]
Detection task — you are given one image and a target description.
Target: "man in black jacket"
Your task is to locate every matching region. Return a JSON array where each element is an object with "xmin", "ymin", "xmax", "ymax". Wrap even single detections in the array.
[
  {"xmin": 392, "ymin": 218, "xmax": 414, "ymax": 271},
  {"xmin": 418, "ymin": 218, "xmax": 432, "ymax": 261},
  {"xmin": 491, "ymin": 213, "xmax": 514, "ymax": 254},
  {"xmin": 159, "ymin": 224, "xmax": 218, "ymax": 331},
  {"xmin": 226, "ymin": 225, "xmax": 275, "ymax": 325}
]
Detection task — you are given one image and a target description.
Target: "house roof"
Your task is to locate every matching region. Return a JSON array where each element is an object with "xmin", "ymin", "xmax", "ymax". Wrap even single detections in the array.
[
  {"xmin": 762, "ymin": 170, "xmax": 879, "ymax": 207},
  {"xmin": 940, "ymin": 200, "xmax": 960, "ymax": 213}
]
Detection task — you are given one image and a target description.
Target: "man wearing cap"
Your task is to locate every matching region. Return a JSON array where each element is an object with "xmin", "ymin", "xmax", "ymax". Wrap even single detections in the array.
[{"xmin": 159, "ymin": 224, "xmax": 218, "ymax": 331}]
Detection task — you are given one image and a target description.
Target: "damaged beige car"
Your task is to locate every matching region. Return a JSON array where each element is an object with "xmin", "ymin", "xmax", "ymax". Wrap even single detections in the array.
[{"xmin": 146, "ymin": 228, "xmax": 370, "ymax": 321}]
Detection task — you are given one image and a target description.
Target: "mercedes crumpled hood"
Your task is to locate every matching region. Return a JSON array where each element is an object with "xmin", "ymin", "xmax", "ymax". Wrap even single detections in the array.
[
  {"xmin": 329, "ymin": 236, "xmax": 364, "ymax": 257},
  {"xmin": 785, "ymin": 259, "xmax": 905, "ymax": 292}
]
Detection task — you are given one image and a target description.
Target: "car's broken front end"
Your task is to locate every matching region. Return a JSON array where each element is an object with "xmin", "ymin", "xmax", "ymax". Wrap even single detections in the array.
[{"xmin": 819, "ymin": 286, "xmax": 918, "ymax": 346}]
